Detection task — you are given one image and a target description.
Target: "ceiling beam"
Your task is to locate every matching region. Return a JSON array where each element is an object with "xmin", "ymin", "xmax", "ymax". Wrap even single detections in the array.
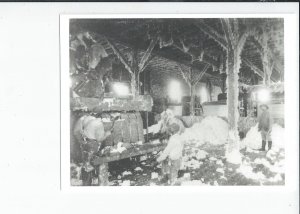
[
  {"xmin": 138, "ymin": 36, "xmax": 159, "ymax": 72},
  {"xmin": 104, "ymin": 37, "xmax": 134, "ymax": 74},
  {"xmin": 172, "ymin": 43, "xmax": 219, "ymax": 68},
  {"xmin": 194, "ymin": 20, "xmax": 228, "ymax": 50},
  {"xmin": 193, "ymin": 63, "xmax": 210, "ymax": 85},
  {"xmin": 242, "ymin": 58, "xmax": 264, "ymax": 78}
]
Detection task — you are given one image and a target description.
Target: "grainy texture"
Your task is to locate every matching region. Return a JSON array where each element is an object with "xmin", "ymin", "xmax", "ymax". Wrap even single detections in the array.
[
  {"xmin": 92, "ymin": 142, "xmax": 166, "ymax": 165},
  {"xmin": 71, "ymin": 95, "xmax": 153, "ymax": 112}
]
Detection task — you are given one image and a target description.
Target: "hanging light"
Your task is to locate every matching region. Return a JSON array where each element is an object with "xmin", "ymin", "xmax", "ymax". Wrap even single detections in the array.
[
  {"xmin": 113, "ymin": 82, "xmax": 130, "ymax": 96},
  {"xmin": 257, "ymin": 88, "xmax": 271, "ymax": 103},
  {"xmin": 169, "ymin": 80, "xmax": 182, "ymax": 103},
  {"xmin": 200, "ymin": 87, "xmax": 208, "ymax": 103}
]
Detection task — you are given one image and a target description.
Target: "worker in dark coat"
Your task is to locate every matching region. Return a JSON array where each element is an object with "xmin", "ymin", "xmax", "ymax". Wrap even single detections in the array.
[{"xmin": 258, "ymin": 104, "xmax": 272, "ymax": 151}]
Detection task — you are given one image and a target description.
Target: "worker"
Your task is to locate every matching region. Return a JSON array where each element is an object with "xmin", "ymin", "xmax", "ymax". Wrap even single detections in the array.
[
  {"xmin": 73, "ymin": 114, "xmax": 119, "ymax": 185},
  {"xmin": 258, "ymin": 104, "xmax": 272, "ymax": 151},
  {"xmin": 157, "ymin": 122, "xmax": 185, "ymax": 185}
]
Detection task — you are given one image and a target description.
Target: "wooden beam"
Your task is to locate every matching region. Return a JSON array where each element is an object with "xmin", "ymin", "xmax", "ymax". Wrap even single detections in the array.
[
  {"xmin": 138, "ymin": 37, "xmax": 159, "ymax": 72},
  {"xmin": 173, "ymin": 43, "xmax": 219, "ymax": 68},
  {"xmin": 242, "ymin": 58, "xmax": 264, "ymax": 78},
  {"xmin": 148, "ymin": 55, "xmax": 220, "ymax": 83},
  {"xmin": 96, "ymin": 33, "xmax": 221, "ymax": 83},
  {"xmin": 177, "ymin": 63, "xmax": 191, "ymax": 86},
  {"xmin": 220, "ymin": 18, "xmax": 234, "ymax": 50},
  {"xmin": 194, "ymin": 20, "xmax": 228, "ymax": 50},
  {"xmin": 193, "ymin": 63, "xmax": 210, "ymax": 85},
  {"xmin": 104, "ymin": 37, "xmax": 134, "ymax": 74}
]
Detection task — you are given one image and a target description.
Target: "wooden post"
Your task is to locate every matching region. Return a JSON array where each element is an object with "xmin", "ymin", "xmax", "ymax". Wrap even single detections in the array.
[
  {"xmin": 178, "ymin": 63, "xmax": 209, "ymax": 116},
  {"xmin": 221, "ymin": 18, "xmax": 243, "ymax": 164},
  {"xmin": 146, "ymin": 111, "xmax": 149, "ymax": 142},
  {"xmin": 226, "ymin": 49, "xmax": 240, "ymax": 153},
  {"xmin": 98, "ymin": 163, "xmax": 109, "ymax": 186},
  {"xmin": 190, "ymin": 84, "xmax": 195, "ymax": 116},
  {"xmin": 131, "ymin": 73, "xmax": 137, "ymax": 96}
]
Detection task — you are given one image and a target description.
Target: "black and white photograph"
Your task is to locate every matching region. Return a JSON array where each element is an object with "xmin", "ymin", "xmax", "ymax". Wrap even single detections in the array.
[
  {"xmin": 68, "ymin": 17, "xmax": 285, "ymax": 186},
  {"xmin": 1, "ymin": 2, "xmax": 298, "ymax": 214}
]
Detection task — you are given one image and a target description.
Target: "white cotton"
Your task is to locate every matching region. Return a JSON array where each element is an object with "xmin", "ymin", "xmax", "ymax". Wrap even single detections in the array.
[
  {"xmin": 140, "ymin": 155, "xmax": 147, "ymax": 161},
  {"xmin": 145, "ymin": 121, "xmax": 162, "ymax": 134},
  {"xmin": 266, "ymin": 150, "xmax": 277, "ymax": 161},
  {"xmin": 101, "ymin": 118, "xmax": 112, "ymax": 123},
  {"xmin": 226, "ymin": 149, "xmax": 242, "ymax": 164},
  {"xmin": 121, "ymin": 180, "xmax": 131, "ymax": 186},
  {"xmin": 111, "ymin": 142, "xmax": 127, "ymax": 153},
  {"xmin": 122, "ymin": 171, "xmax": 132, "ymax": 176},
  {"xmin": 181, "ymin": 116, "xmax": 228, "ymax": 146},
  {"xmin": 152, "ymin": 139, "xmax": 161, "ymax": 145},
  {"xmin": 183, "ymin": 173, "xmax": 191, "ymax": 179},
  {"xmin": 216, "ymin": 160, "xmax": 224, "ymax": 166},
  {"xmin": 254, "ymin": 157, "xmax": 285, "ymax": 174},
  {"xmin": 134, "ymin": 167, "xmax": 143, "ymax": 171},
  {"xmin": 209, "ymin": 157, "xmax": 218, "ymax": 161},
  {"xmin": 195, "ymin": 150, "xmax": 208, "ymax": 160},
  {"xmin": 237, "ymin": 164, "xmax": 266, "ymax": 180},
  {"xmin": 136, "ymin": 141, "xmax": 143, "ymax": 145},
  {"xmin": 242, "ymin": 123, "xmax": 285, "ymax": 150},
  {"xmin": 220, "ymin": 175, "xmax": 227, "ymax": 180},
  {"xmin": 241, "ymin": 124, "xmax": 261, "ymax": 150},
  {"xmin": 216, "ymin": 168, "xmax": 225, "ymax": 174},
  {"xmin": 271, "ymin": 124, "xmax": 285, "ymax": 149},
  {"xmin": 151, "ymin": 172, "xmax": 159, "ymax": 179}
]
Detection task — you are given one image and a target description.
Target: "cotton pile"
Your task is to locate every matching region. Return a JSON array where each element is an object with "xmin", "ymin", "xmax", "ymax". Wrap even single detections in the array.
[
  {"xmin": 241, "ymin": 124, "xmax": 262, "ymax": 150},
  {"xmin": 271, "ymin": 124, "xmax": 285, "ymax": 149},
  {"xmin": 181, "ymin": 116, "xmax": 229, "ymax": 146},
  {"xmin": 242, "ymin": 123, "xmax": 284, "ymax": 150}
]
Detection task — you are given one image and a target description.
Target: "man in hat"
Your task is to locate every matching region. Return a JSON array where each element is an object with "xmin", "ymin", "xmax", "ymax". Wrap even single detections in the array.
[{"xmin": 258, "ymin": 104, "xmax": 272, "ymax": 151}]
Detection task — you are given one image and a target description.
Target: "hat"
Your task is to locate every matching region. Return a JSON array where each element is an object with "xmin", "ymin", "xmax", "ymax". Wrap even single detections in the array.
[
  {"xmin": 168, "ymin": 123, "xmax": 180, "ymax": 134},
  {"xmin": 259, "ymin": 104, "xmax": 269, "ymax": 109}
]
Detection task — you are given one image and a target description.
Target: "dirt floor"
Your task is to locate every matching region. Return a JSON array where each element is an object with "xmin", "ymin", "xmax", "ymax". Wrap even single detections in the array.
[{"xmin": 71, "ymin": 143, "xmax": 285, "ymax": 186}]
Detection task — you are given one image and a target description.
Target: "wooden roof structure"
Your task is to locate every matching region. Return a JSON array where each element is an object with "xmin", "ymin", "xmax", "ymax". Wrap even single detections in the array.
[{"xmin": 70, "ymin": 18, "xmax": 284, "ymax": 87}]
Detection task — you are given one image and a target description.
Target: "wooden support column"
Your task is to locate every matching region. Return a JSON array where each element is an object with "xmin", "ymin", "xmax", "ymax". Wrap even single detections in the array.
[
  {"xmin": 131, "ymin": 49, "xmax": 139, "ymax": 96},
  {"xmin": 135, "ymin": 37, "xmax": 159, "ymax": 96},
  {"xmin": 219, "ymin": 72, "xmax": 227, "ymax": 94},
  {"xmin": 190, "ymin": 84, "xmax": 196, "ymax": 116},
  {"xmin": 261, "ymin": 30, "xmax": 275, "ymax": 86},
  {"xmin": 178, "ymin": 63, "xmax": 209, "ymax": 116},
  {"xmin": 221, "ymin": 18, "xmax": 243, "ymax": 164},
  {"xmin": 226, "ymin": 49, "xmax": 240, "ymax": 150}
]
